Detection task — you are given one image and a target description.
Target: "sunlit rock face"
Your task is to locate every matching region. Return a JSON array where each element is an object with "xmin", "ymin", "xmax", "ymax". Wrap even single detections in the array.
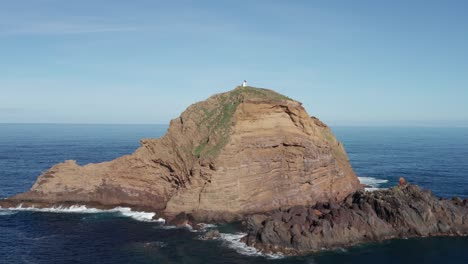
[{"xmin": 6, "ymin": 87, "xmax": 361, "ymax": 221}]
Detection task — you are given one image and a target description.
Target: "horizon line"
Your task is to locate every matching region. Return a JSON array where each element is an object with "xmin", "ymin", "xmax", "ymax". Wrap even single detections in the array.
[{"xmin": 0, "ymin": 122, "xmax": 467, "ymax": 128}]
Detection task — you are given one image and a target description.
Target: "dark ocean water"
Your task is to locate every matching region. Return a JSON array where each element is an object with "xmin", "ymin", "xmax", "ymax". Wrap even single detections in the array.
[{"xmin": 0, "ymin": 124, "xmax": 467, "ymax": 264}]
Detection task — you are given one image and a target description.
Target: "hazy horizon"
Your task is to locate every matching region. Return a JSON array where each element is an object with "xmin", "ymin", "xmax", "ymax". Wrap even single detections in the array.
[
  {"xmin": 1, "ymin": 121, "xmax": 467, "ymax": 128},
  {"xmin": 1, "ymin": 1, "xmax": 467, "ymax": 126}
]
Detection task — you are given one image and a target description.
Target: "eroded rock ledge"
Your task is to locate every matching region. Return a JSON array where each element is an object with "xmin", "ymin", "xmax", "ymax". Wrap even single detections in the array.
[{"xmin": 243, "ymin": 182, "xmax": 468, "ymax": 255}]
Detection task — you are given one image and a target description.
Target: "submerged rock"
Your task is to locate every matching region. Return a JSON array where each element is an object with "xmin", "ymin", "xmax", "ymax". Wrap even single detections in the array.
[
  {"xmin": 243, "ymin": 183, "xmax": 468, "ymax": 255},
  {"xmin": 167, "ymin": 212, "xmax": 195, "ymax": 227},
  {"xmin": 202, "ymin": 229, "xmax": 221, "ymax": 240},
  {"xmin": 399, "ymin": 177, "xmax": 408, "ymax": 186},
  {"xmin": 1, "ymin": 86, "xmax": 360, "ymax": 221}
]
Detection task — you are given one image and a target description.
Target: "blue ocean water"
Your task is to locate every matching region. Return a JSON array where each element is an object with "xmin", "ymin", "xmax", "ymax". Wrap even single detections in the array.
[{"xmin": 0, "ymin": 124, "xmax": 467, "ymax": 264}]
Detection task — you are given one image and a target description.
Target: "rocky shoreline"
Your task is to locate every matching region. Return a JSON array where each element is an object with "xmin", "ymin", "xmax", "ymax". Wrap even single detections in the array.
[
  {"xmin": 0, "ymin": 197, "xmax": 248, "ymax": 224},
  {"xmin": 2, "ymin": 87, "xmax": 467, "ymax": 256},
  {"xmin": 242, "ymin": 181, "xmax": 468, "ymax": 255},
  {"xmin": 2, "ymin": 180, "xmax": 467, "ymax": 256}
]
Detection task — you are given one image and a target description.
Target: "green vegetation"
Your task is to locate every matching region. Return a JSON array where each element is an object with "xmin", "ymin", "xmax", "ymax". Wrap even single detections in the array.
[
  {"xmin": 324, "ymin": 131, "xmax": 335, "ymax": 143},
  {"xmin": 240, "ymin": 86, "xmax": 292, "ymax": 101},
  {"xmin": 316, "ymin": 125, "xmax": 335, "ymax": 145},
  {"xmin": 192, "ymin": 86, "xmax": 291, "ymax": 159},
  {"xmin": 321, "ymin": 129, "xmax": 348, "ymax": 161},
  {"xmin": 192, "ymin": 89, "xmax": 242, "ymax": 158},
  {"xmin": 193, "ymin": 141, "xmax": 208, "ymax": 157}
]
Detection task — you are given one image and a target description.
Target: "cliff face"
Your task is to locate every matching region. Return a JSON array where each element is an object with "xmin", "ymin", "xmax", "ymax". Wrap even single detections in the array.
[{"xmin": 7, "ymin": 87, "xmax": 361, "ymax": 219}]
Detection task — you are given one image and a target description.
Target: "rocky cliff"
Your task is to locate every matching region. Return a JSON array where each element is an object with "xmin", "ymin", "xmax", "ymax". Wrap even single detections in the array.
[
  {"xmin": 3, "ymin": 86, "xmax": 361, "ymax": 221},
  {"xmin": 243, "ymin": 181, "xmax": 468, "ymax": 255}
]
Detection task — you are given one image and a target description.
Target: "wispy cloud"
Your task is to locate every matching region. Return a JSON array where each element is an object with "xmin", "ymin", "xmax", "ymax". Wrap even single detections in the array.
[{"xmin": 0, "ymin": 15, "xmax": 141, "ymax": 35}]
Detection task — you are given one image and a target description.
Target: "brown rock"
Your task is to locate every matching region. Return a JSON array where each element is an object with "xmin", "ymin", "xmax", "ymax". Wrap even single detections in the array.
[
  {"xmin": 248, "ymin": 214, "xmax": 268, "ymax": 227},
  {"xmin": 399, "ymin": 177, "xmax": 408, "ymax": 186},
  {"xmin": 312, "ymin": 209, "xmax": 322, "ymax": 216},
  {"xmin": 167, "ymin": 212, "xmax": 195, "ymax": 227},
  {"xmin": 2, "ymin": 86, "xmax": 361, "ymax": 220}
]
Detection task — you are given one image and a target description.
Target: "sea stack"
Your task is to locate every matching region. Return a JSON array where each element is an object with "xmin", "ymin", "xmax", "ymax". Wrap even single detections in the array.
[{"xmin": 3, "ymin": 86, "xmax": 361, "ymax": 221}]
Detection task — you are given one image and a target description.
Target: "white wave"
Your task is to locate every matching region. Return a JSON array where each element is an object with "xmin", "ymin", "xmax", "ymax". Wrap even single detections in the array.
[
  {"xmin": 0, "ymin": 210, "xmax": 17, "ymax": 216},
  {"xmin": 218, "ymin": 232, "xmax": 284, "ymax": 259},
  {"xmin": 358, "ymin": 176, "xmax": 389, "ymax": 191},
  {"xmin": 335, "ymin": 247, "xmax": 348, "ymax": 253},
  {"xmin": 109, "ymin": 207, "xmax": 164, "ymax": 223},
  {"xmin": 156, "ymin": 225, "xmax": 178, "ymax": 230},
  {"xmin": 142, "ymin": 241, "xmax": 167, "ymax": 248},
  {"xmin": 1, "ymin": 204, "xmax": 165, "ymax": 223},
  {"xmin": 184, "ymin": 223, "xmax": 199, "ymax": 232},
  {"xmin": 167, "ymin": 222, "xmax": 219, "ymax": 233},
  {"xmin": 190, "ymin": 223, "xmax": 218, "ymax": 233},
  {"xmin": 364, "ymin": 187, "xmax": 383, "ymax": 192},
  {"xmin": 197, "ymin": 223, "xmax": 217, "ymax": 230}
]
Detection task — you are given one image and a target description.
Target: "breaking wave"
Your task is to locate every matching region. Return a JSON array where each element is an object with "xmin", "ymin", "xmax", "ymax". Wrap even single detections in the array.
[
  {"xmin": 191, "ymin": 223, "xmax": 218, "ymax": 232},
  {"xmin": 0, "ymin": 210, "xmax": 17, "ymax": 216},
  {"xmin": 197, "ymin": 223, "xmax": 217, "ymax": 230},
  {"xmin": 218, "ymin": 232, "xmax": 284, "ymax": 259},
  {"xmin": 163, "ymin": 223, "xmax": 218, "ymax": 232},
  {"xmin": 0, "ymin": 204, "xmax": 165, "ymax": 223},
  {"xmin": 358, "ymin": 176, "xmax": 389, "ymax": 191}
]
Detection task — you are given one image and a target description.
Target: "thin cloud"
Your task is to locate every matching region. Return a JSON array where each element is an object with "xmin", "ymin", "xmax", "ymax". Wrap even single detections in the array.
[
  {"xmin": 0, "ymin": 16, "xmax": 141, "ymax": 35},
  {"xmin": 0, "ymin": 23, "xmax": 140, "ymax": 35}
]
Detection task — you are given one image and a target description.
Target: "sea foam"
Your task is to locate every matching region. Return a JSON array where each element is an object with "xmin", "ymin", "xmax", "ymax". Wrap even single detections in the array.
[
  {"xmin": 218, "ymin": 232, "xmax": 284, "ymax": 259},
  {"xmin": 0, "ymin": 204, "xmax": 165, "ymax": 223},
  {"xmin": 0, "ymin": 210, "xmax": 17, "ymax": 216},
  {"xmin": 358, "ymin": 176, "xmax": 389, "ymax": 191}
]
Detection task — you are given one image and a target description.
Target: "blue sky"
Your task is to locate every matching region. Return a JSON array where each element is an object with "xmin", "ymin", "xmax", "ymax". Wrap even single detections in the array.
[{"xmin": 1, "ymin": 0, "xmax": 467, "ymax": 126}]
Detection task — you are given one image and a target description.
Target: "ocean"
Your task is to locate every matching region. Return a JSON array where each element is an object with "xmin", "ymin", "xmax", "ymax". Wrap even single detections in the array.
[{"xmin": 0, "ymin": 124, "xmax": 467, "ymax": 264}]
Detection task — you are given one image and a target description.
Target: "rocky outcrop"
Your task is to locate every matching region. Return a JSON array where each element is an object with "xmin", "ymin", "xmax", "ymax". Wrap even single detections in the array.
[
  {"xmin": 1, "ymin": 86, "xmax": 361, "ymax": 221},
  {"xmin": 202, "ymin": 229, "xmax": 221, "ymax": 240},
  {"xmin": 243, "ymin": 182, "xmax": 468, "ymax": 255}
]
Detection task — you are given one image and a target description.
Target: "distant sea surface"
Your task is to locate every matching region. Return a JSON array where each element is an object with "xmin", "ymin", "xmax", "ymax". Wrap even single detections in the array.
[{"xmin": 0, "ymin": 124, "xmax": 467, "ymax": 264}]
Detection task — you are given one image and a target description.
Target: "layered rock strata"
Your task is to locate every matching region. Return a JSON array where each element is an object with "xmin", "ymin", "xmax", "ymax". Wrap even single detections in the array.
[{"xmin": 1, "ymin": 87, "xmax": 361, "ymax": 221}]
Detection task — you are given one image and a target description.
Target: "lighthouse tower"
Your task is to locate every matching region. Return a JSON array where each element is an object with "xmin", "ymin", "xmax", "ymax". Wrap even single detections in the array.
[{"xmin": 242, "ymin": 80, "xmax": 247, "ymax": 87}]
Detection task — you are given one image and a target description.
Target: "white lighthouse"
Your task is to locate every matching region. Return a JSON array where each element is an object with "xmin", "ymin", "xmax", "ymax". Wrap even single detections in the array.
[{"xmin": 242, "ymin": 80, "xmax": 247, "ymax": 87}]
